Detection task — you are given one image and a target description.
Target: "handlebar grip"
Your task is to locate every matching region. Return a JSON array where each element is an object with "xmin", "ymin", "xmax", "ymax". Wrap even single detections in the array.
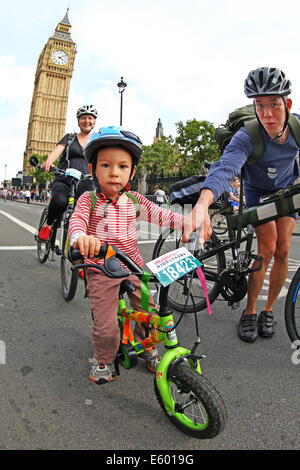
[
  {"xmin": 68, "ymin": 249, "xmax": 83, "ymax": 262},
  {"xmin": 68, "ymin": 244, "xmax": 107, "ymax": 262}
]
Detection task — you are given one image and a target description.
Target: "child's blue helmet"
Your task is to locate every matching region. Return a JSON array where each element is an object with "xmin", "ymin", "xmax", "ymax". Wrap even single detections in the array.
[{"xmin": 84, "ymin": 126, "xmax": 143, "ymax": 165}]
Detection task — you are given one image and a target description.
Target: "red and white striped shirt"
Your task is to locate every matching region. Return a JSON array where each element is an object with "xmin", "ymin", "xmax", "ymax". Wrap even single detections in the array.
[{"xmin": 69, "ymin": 191, "xmax": 184, "ymax": 267}]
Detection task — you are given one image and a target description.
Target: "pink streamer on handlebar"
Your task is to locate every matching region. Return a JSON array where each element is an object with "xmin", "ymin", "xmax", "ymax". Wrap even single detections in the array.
[{"xmin": 196, "ymin": 267, "xmax": 212, "ymax": 315}]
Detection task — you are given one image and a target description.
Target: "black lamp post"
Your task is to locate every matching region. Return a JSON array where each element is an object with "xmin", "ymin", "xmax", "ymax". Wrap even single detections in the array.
[{"xmin": 117, "ymin": 77, "xmax": 127, "ymax": 125}]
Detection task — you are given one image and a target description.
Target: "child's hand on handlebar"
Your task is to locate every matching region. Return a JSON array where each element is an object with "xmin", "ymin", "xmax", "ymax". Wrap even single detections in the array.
[{"xmin": 73, "ymin": 235, "xmax": 101, "ymax": 259}]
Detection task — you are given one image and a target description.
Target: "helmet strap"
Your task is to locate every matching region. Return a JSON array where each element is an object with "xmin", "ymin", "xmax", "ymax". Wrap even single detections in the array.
[{"xmin": 270, "ymin": 98, "xmax": 289, "ymax": 143}]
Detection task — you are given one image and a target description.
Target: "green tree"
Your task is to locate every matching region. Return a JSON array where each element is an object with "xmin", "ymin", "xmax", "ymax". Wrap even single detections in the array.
[
  {"xmin": 28, "ymin": 154, "xmax": 56, "ymax": 186},
  {"xmin": 175, "ymin": 119, "xmax": 220, "ymax": 173},
  {"xmin": 139, "ymin": 136, "xmax": 177, "ymax": 175}
]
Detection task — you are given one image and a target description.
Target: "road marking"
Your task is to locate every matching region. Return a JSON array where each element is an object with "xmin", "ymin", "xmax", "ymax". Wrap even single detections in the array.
[
  {"xmin": 0, "ymin": 246, "xmax": 36, "ymax": 250},
  {"xmin": 0, "ymin": 209, "xmax": 36, "ymax": 234}
]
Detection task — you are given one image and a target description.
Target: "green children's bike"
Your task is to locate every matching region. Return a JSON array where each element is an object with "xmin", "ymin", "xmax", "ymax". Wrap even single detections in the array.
[{"xmin": 69, "ymin": 242, "xmax": 227, "ymax": 439}]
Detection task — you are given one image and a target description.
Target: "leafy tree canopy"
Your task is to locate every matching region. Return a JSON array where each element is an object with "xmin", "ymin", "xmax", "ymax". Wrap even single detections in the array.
[
  {"xmin": 139, "ymin": 135, "xmax": 177, "ymax": 174},
  {"xmin": 28, "ymin": 154, "xmax": 56, "ymax": 186},
  {"xmin": 175, "ymin": 119, "xmax": 220, "ymax": 173}
]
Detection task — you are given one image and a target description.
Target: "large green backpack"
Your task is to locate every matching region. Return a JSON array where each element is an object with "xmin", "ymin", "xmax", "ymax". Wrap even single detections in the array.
[
  {"xmin": 214, "ymin": 104, "xmax": 300, "ymax": 164},
  {"xmin": 89, "ymin": 191, "xmax": 140, "ymax": 218}
]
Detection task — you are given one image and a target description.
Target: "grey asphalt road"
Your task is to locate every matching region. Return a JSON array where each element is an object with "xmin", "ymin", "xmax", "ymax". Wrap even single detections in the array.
[{"xmin": 0, "ymin": 198, "xmax": 299, "ymax": 453}]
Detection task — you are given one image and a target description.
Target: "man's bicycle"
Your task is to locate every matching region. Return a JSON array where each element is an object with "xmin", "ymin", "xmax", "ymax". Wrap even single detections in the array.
[
  {"xmin": 153, "ymin": 182, "xmax": 300, "ymax": 315},
  {"xmin": 285, "ymin": 266, "xmax": 300, "ymax": 343},
  {"xmin": 30, "ymin": 156, "xmax": 93, "ymax": 301},
  {"xmin": 69, "ymin": 243, "xmax": 227, "ymax": 439},
  {"xmin": 210, "ymin": 201, "xmax": 254, "ymax": 237}
]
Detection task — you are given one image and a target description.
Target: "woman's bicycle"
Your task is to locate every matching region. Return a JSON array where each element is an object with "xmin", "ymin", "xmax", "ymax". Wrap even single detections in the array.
[
  {"xmin": 30, "ymin": 156, "xmax": 93, "ymax": 301},
  {"xmin": 284, "ymin": 266, "xmax": 300, "ymax": 343},
  {"xmin": 69, "ymin": 243, "xmax": 227, "ymax": 439}
]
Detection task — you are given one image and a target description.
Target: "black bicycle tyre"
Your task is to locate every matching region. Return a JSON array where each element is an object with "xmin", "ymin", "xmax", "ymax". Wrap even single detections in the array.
[
  {"xmin": 152, "ymin": 229, "xmax": 226, "ymax": 313},
  {"xmin": 284, "ymin": 267, "xmax": 300, "ymax": 342},
  {"xmin": 37, "ymin": 208, "xmax": 51, "ymax": 264},
  {"xmin": 154, "ymin": 363, "xmax": 227, "ymax": 439},
  {"xmin": 61, "ymin": 221, "xmax": 78, "ymax": 301},
  {"xmin": 211, "ymin": 211, "xmax": 228, "ymax": 235}
]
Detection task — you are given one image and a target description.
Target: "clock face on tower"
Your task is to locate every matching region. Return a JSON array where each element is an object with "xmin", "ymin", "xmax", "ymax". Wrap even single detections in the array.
[{"xmin": 51, "ymin": 50, "xmax": 69, "ymax": 65}]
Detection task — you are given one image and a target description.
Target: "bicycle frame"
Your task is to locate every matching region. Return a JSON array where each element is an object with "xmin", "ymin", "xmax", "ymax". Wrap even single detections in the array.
[
  {"xmin": 69, "ymin": 243, "xmax": 227, "ymax": 439},
  {"xmin": 70, "ymin": 244, "xmax": 204, "ymax": 373},
  {"xmin": 118, "ymin": 298, "xmax": 202, "ymax": 371}
]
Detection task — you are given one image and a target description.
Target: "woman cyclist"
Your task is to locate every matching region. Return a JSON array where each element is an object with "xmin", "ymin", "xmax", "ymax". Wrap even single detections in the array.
[{"xmin": 38, "ymin": 105, "xmax": 98, "ymax": 240}]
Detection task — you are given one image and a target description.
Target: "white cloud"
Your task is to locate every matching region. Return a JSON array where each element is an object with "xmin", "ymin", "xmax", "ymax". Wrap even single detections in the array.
[{"xmin": 0, "ymin": 55, "xmax": 35, "ymax": 180}]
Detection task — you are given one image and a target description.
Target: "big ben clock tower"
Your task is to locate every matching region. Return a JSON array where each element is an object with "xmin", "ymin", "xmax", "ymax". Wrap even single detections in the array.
[{"xmin": 23, "ymin": 9, "xmax": 76, "ymax": 173}]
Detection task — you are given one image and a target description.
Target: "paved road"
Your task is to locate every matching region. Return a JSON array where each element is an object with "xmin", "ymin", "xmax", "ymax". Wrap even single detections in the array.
[{"xmin": 0, "ymin": 198, "xmax": 299, "ymax": 453}]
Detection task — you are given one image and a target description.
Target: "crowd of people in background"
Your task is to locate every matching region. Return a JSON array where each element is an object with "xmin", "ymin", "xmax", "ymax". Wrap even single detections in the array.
[{"xmin": 0, "ymin": 187, "xmax": 50, "ymax": 203}]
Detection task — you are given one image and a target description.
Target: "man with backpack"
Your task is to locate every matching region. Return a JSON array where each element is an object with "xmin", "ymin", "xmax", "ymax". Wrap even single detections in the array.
[{"xmin": 182, "ymin": 66, "xmax": 300, "ymax": 343}]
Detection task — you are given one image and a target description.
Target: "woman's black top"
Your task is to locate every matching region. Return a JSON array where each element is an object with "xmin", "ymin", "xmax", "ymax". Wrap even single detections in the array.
[{"xmin": 57, "ymin": 133, "xmax": 90, "ymax": 175}]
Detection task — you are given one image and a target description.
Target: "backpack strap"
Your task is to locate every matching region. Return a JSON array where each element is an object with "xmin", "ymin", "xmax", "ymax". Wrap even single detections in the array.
[
  {"xmin": 89, "ymin": 191, "xmax": 140, "ymax": 218},
  {"xmin": 89, "ymin": 190, "xmax": 97, "ymax": 217},
  {"xmin": 59, "ymin": 133, "xmax": 76, "ymax": 168},
  {"xmin": 245, "ymin": 114, "xmax": 300, "ymax": 165},
  {"xmin": 288, "ymin": 114, "xmax": 300, "ymax": 148},
  {"xmin": 125, "ymin": 192, "xmax": 140, "ymax": 217},
  {"xmin": 244, "ymin": 119, "xmax": 264, "ymax": 165}
]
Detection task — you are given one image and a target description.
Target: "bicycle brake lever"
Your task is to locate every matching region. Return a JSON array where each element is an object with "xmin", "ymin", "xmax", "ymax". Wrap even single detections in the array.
[{"xmin": 188, "ymin": 232, "xmax": 198, "ymax": 253}]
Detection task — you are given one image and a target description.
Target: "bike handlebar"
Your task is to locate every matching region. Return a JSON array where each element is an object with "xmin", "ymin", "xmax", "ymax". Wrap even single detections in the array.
[
  {"xmin": 29, "ymin": 156, "xmax": 92, "ymax": 181},
  {"xmin": 69, "ymin": 243, "xmax": 157, "ymax": 282}
]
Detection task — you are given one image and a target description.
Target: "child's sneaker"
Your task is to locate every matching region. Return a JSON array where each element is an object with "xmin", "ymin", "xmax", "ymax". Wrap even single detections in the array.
[
  {"xmin": 139, "ymin": 347, "xmax": 161, "ymax": 373},
  {"xmin": 89, "ymin": 358, "xmax": 117, "ymax": 384}
]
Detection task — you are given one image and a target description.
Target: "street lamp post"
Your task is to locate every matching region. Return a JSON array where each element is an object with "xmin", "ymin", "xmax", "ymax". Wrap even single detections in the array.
[{"xmin": 117, "ymin": 77, "xmax": 127, "ymax": 125}]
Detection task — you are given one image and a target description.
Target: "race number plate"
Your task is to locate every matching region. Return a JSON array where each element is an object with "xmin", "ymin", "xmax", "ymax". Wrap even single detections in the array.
[
  {"xmin": 146, "ymin": 247, "xmax": 202, "ymax": 287},
  {"xmin": 65, "ymin": 168, "xmax": 82, "ymax": 180}
]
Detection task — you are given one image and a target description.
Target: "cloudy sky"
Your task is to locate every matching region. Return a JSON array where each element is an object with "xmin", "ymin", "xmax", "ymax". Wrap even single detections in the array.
[{"xmin": 1, "ymin": 0, "xmax": 300, "ymax": 181}]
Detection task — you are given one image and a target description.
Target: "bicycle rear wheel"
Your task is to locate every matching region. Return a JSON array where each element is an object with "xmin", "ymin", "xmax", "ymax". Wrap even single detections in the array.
[
  {"xmin": 284, "ymin": 267, "xmax": 300, "ymax": 342},
  {"xmin": 61, "ymin": 220, "xmax": 79, "ymax": 301},
  {"xmin": 154, "ymin": 363, "xmax": 227, "ymax": 439},
  {"xmin": 36, "ymin": 208, "xmax": 51, "ymax": 264},
  {"xmin": 211, "ymin": 210, "xmax": 228, "ymax": 235},
  {"xmin": 152, "ymin": 229, "xmax": 226, "ymax": 312}
]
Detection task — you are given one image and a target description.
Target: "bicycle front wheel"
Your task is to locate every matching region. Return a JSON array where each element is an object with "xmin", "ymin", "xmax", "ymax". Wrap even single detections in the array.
[
  {"xmin": 61, "ymin": 221, "xmax": 78, "ymax": 301},
  {"xmin": 36, "ymin": 208, "xmax": 51, "ymax": 264},
  {"xmin": 152, "ymin": 229, "xmax": 226, "ymax": 312},
  {"xmin": 211, "ymin": 210, "xmax": 228, "ymax": 235},
  {"xmin": 154, "ymin": 363, "xmax": 227, "ymax": 439},
  {"xmin": 285, "ymin": 267, "xmax": 300, "ymax": 342}
]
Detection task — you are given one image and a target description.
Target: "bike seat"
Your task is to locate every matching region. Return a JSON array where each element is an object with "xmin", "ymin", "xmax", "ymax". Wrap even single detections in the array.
[{"xmin": 119, "ymin": 280, "xmax": 136, "ymax": 297}]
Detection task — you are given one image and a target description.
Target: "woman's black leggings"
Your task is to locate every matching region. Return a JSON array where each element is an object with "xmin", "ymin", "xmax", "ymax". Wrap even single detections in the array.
[{"xmin": 46, "ymin": 178, "xmax": 95, "ymax": 226}]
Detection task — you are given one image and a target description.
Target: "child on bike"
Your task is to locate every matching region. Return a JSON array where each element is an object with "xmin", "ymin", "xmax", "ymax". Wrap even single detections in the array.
[{"xmin": 68, "ymin": 126, "xmax": 185, "ymax": 384}]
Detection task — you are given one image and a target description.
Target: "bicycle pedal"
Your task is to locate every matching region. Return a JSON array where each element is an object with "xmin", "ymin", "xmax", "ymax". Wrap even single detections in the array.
[
  {"xmin": 229, "ymin": 301, "xmax": 240, "ymax": 310},
  {"xmin": 113, "ymin": 358, "xmax": 120, "ymax": 376}
]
